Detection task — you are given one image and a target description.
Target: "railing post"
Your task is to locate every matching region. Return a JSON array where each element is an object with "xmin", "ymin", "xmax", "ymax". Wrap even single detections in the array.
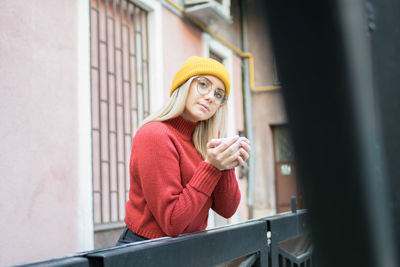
[{"xmin": 290, "ymin": 196, "xmax": 297, "ymax": 214}]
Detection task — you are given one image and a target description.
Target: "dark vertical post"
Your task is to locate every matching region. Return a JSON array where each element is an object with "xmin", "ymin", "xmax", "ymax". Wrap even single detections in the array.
[
  {"xmin": 290, "ymin": 196, "xmax": 296, "ymax": 214},
  {"xmin": 368, "ymin": 0, "xmax": 400, "ymax": 262},
  {"xmin": 259, "ymin": 0, "xmax": 400, "ymax": 266}
]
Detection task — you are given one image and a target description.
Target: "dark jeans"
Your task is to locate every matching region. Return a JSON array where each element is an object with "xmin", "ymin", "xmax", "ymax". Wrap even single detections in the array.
[{"xmin": 116, "ymin": 226, "xmax": 148, "ymax": 246}]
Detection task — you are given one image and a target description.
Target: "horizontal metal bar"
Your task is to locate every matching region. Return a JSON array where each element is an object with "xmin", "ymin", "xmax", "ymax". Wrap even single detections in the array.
[
  {"xmin": 238, "ymin": 254, "xmax": 257, "ymax": 267},
  {"xmin": 17, "ymin": 257, "xmax": 89, "ymax": 267},
  {"xmin": 86, "ymin": 220, "xmax": 269, "ymax": 267},
  {"xmin": 21, "ymin": 213, "xmax": 312, "ymax": 266}
]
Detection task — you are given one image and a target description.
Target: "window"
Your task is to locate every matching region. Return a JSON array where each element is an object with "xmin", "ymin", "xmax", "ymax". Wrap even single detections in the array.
[
  {"xmin": 273, "ymin": 125, "xmax": 294, "ymax": 163},
  {"xmin": 209, "ymin": 50, "xmax": 224, "ymax": 63},
  {"xmin": 90, "ymin": 0, "xmax": 150, "ymax": 230}
]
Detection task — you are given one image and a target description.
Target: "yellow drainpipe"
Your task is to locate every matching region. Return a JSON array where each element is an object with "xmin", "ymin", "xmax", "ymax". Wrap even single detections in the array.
[{"xmin": 164, "ymin": 0, "xmax": 281, "ymax": 93}]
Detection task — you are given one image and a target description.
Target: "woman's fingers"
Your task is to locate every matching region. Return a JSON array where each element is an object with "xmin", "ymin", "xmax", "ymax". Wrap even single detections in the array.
[
  {"xmin": 237, "ymin": 154, "xmax": 245, "ymax": 166},
  {"xmin": 205, "ymin": 136, "xmax": 252, "ymax": 171},
  {"xmin": 207, "ymin": 138, "xmax": 222, "ymax": 149},
  {"xmin": 239, "ymin": 139, "xmax": 251, "ymax": 154},
  {"xmin": 213, "ymin": 136, "xmax": 239, "ymax": 153},
  {"xmin": 239, "ymin": 148, "xmax": 249, "ymax": 161}
]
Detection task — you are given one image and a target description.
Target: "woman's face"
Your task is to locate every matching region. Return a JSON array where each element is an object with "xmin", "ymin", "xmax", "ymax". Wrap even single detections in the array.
[{"xmin": 182, "ymin": 75, "xmax": 226, "ymax": 122}]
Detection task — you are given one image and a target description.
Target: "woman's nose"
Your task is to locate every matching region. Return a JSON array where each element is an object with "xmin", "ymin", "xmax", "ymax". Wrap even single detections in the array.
[{"xmin": 203, "ymin": 89, "xmax": 216, "ymax": 102}]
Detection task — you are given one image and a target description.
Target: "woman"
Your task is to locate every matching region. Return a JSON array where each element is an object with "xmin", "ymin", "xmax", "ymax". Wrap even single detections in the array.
[{"xmin": 116, "ymin": 56, "xmax": 251, "ymax": 244}]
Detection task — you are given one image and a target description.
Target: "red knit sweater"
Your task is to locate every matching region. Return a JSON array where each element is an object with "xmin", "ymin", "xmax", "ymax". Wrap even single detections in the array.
[{"xmin": 124, "ymin": 116, "xmax": 241, "ymax": 239}]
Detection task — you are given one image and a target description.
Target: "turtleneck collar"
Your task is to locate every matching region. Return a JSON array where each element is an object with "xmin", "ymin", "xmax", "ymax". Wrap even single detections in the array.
[{"xmin": 165, "ymin": 116, "xmax": 198, "ymax": 141}]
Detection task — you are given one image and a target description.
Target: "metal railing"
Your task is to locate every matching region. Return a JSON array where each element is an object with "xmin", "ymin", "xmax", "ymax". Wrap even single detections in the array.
[{"xmin": 19, "ymin": 207, "xmax": 311, "ymax": 267}]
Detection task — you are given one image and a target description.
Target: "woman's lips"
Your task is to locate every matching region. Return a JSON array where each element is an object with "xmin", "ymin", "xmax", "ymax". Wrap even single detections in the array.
[{"xmin": 198, "ymin": 103, "xmax": 209, "ymax": 111}]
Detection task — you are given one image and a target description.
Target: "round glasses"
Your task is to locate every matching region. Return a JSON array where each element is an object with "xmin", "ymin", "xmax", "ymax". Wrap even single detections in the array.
[{"xmin": 195, "ymin": 77, "xmax": 226, "ymax": 105}]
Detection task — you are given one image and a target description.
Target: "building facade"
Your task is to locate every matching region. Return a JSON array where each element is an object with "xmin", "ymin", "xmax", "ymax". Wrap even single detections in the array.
[{"xmin": 0, "ymin": 0, "xmax": 300, "ymax": 265}]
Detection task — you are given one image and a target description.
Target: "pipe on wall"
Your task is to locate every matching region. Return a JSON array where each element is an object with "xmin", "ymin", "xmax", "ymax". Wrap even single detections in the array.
[{"xmin": 162, "ymin": 0, "xmax": 279, "ymax": 93}]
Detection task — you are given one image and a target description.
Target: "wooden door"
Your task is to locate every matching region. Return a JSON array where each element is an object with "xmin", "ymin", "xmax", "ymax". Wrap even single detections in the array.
[{"xmin": 273, "ymin": 125, "xmax": 303, "ymax": 213}]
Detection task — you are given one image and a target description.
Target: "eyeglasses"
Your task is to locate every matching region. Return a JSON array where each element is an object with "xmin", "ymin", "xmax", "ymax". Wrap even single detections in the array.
[{"xmin": 195, "ymin": 77, "xmax": 226, "ymax": 105}]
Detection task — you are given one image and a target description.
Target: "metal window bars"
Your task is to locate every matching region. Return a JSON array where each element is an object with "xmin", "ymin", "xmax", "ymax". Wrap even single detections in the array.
[{"xmin": 90, "ymin": 0, "xmax": 150, "ymax": 229}]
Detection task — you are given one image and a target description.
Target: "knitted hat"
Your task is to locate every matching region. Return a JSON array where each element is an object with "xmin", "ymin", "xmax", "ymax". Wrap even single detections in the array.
[{"xmin": 170, "ymin": 56, "xmax": 231, "ymax": 98}]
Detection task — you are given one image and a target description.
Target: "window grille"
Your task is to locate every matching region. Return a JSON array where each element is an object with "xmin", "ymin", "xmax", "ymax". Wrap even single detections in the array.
[{"xmin": 90, "ymin": 0, "xmax": 150, "ymax": 230}]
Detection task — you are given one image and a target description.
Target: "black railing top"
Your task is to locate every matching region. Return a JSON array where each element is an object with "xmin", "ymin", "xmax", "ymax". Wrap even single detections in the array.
[{"xmin": 18, "ymin": 210, "xmax": 310, "ymax": 267}]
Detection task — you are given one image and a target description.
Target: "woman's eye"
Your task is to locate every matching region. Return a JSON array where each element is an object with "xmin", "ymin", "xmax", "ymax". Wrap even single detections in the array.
[
  {"xmin": 199, "ymin": 81, "xmax": 208, "ymax": 88},
  {"xmin": 215, "ymin": 91, "xmax": 223, "ymax": 99},
  {"xmin": 215, "ymin": 89, "xmax": 225, "ymax": 99}
]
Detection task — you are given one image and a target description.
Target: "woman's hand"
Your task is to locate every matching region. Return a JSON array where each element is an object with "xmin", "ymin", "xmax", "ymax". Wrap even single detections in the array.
[
  {"xmin": 237, "ymin": 137, "xmax": 250, "ymax": 167},
  {"xmin": 205, "ymin": 136, "xmax": 251, "ymax": 171}
]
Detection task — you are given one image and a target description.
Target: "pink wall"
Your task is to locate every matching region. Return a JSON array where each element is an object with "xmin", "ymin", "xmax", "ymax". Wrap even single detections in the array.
[
  {"xmin": 162, "ymin": 7, "xmax": 203, "ymax": 98},
  {"xmin": 233, "ymin": 54, "xmax": 244, "ymax": 133},
  {"xmin": 0, "ymin": 1, "xmax": 92, "ymax": 265}
]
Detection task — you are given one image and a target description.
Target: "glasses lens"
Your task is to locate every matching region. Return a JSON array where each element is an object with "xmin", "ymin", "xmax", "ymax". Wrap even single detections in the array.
[
  {"xmin": 196, "ymin": 78, "xmax": 211, "ymax": 95},
  {"xmin": 214, "ymin": 89, "xmax": 226, "ymax": 105},
  {"xmin": 196, "ymin": 77, "xmax": 226, "ymax": 105}
]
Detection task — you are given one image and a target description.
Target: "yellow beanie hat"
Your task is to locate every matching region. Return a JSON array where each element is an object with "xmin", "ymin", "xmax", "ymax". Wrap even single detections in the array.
[{"xmin": 170, "ymin": 56, "xmax": 231, "ymax": 98}]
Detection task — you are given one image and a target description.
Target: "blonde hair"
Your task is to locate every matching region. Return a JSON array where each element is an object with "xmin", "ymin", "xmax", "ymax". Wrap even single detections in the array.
[{"xmin": 140, "ymin": 77, "xmax": 228, "ymax": 158}]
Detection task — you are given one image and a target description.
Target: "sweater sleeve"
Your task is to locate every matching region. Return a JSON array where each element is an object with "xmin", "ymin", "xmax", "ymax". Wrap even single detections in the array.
[
  {"xmin": 133, "ymin": 124, "xmax": 222, "ymax": 237},
  {"xmin": 211, "ymin": 168, "xmax": 241, "ymax": 218}
]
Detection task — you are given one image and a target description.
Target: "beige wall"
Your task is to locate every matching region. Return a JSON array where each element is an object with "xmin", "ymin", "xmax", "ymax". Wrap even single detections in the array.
[
  {"xmin": 0, "ymin": 1, "xmax": 93, "ymax": 265},
  {"xmin": 245, "ymin": 0, "xmax": 288, "ymax": 217},
  {"xmin": 252, "ymin": 93, "xmax": 287, "ymax": 217},
  {"xmin": 246, "ymin": 0, "xmax": 276, "ymax": 87}
]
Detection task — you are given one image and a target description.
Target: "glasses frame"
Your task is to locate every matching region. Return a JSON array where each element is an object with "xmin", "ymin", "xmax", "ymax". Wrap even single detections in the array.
[{"xmin": 194, "ymin": 76, "xmax": 227, "ymax": 106}]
